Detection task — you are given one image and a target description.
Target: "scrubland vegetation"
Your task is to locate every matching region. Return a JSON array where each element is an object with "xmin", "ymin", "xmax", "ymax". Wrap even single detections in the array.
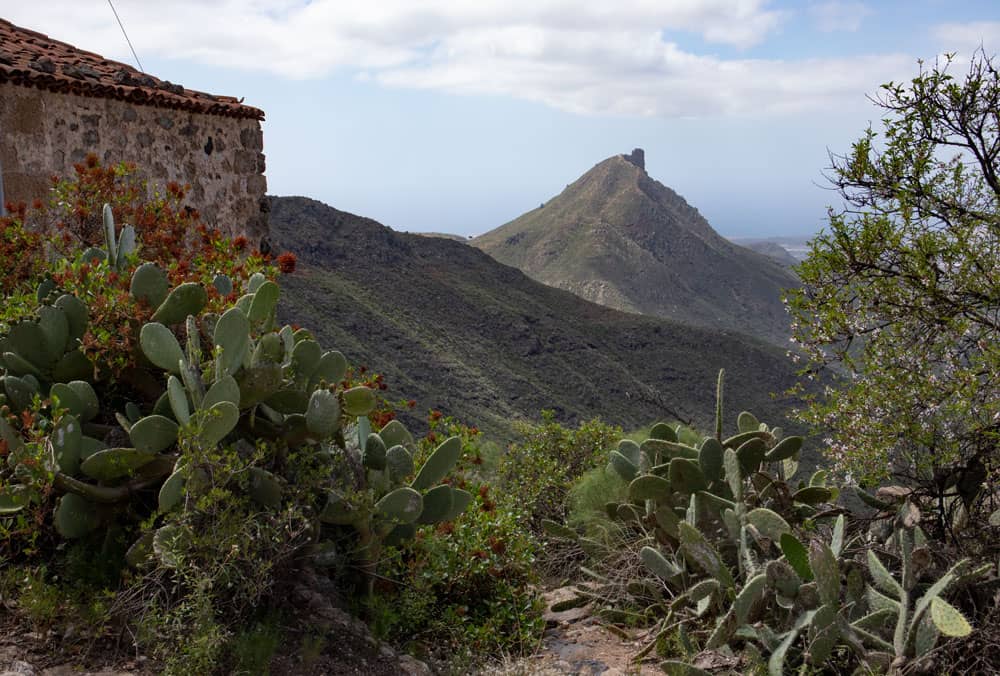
[{"xmin": 0, "ymin": 54, "xmax": 997, "ymax": 675}]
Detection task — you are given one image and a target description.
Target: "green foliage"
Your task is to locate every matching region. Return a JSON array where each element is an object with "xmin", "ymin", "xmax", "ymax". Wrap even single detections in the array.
[
  {"xmin": 0, "ymin": 193, "xmax": 484, "ymax": 670},
  {"xmin": 786, "ymin": 52, "xmax": 1000, "ymax": 517},
  {"xmin": 229, "ymin": 617, "xmax": 283, "ymax": 675},
  {"xmin": 566, "ymin": 464, "xmax": 628, "ymax": 535},
  {"xmin": 495, "ymin": 412, "xmax": 621, "ymax": 531},
  {"xmin": 548, "ymin": 370, "xmax": 991, "ymax": 674},
  {"xmin": 377, "ymin": 488, "xmax": 543, "ymax": 658},
  {"xmin": 370, "ymin": 415, "xmax": 544, "ymax": 659}
]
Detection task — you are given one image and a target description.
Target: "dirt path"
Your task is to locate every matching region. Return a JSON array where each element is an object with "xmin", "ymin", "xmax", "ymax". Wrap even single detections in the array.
[{"xmin": 486, "ymin": 588, "xmax": 662, "ymax": 675}]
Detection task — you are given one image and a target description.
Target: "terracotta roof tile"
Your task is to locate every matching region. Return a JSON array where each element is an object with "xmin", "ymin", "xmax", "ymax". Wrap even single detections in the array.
[{"xmin": 0, "ymin": 17, "xmax": 264, "ymax": 120}]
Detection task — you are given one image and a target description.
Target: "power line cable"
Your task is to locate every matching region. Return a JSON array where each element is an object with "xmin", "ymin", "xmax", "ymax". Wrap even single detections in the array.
[{"xmin": 107, "ymin": 0, "xmax": 144, "ymax": 73}]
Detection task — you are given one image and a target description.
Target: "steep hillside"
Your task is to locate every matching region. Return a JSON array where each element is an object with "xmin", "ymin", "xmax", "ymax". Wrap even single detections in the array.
[
  {"xmin": 270, "ymin": 196, "xmax": 802, "ymax": 439},
  {"xmin": 473, "ymin": 150, "xmax": 798, "ymax": 345}
]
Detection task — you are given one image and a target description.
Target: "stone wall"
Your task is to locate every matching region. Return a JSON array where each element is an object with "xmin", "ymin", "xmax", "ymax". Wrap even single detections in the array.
[{"xmin": 0, "ymin": 82, "xmax": 268, "ymax": 240}]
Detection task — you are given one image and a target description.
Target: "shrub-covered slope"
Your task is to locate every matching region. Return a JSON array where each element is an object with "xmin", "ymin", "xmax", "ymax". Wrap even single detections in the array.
[
  {"xmin": 473, "ymin": 152, "xmax": 798, "ymax": 346},
  {"xmin": 271, "ymin": 195, "xmax": 800, "ymax": 438}
]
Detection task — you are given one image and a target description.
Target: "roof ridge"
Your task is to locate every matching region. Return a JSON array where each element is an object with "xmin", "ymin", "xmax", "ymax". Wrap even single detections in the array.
[{"xmin": 0, "ymin": 16, "xmax": 263, "ymax": 120}]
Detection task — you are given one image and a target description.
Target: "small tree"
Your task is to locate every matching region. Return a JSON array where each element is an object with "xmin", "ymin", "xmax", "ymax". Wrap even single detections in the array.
[{"xmin": 788, "ymin": 52, "xmax": 1000, "ymax": 529}]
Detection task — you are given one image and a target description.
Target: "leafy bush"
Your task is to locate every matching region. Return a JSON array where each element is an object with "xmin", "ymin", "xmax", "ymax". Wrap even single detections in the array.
[
  {"xmin": 786, "ymin": 52, "xmax": 1000, "ymax": 527},
  {"xmin": 374, "ymin": 414, "xmax": 544, "ymax": 661},
  {"xmin": 495, "ymin": 411, "xmax": 620, "ymax": 532}
]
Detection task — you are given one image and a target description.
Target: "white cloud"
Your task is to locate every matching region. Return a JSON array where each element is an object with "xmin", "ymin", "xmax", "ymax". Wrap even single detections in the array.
[
  {"xmin": 810, "ymin": 2, "xmax": 873, "ymax": 33},
  {"xmin": 1, "ymin": 1, "xmax": 910, "ymax": 117},
  {"xmin": 934, "ymin": 21, "xmax": 1000, "ymax": 54}
]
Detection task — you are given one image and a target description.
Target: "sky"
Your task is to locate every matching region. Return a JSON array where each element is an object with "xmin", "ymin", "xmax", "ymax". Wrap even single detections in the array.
[{"xmin": 2, "ymin": 1, "xmax": 999, "ymax": 237}]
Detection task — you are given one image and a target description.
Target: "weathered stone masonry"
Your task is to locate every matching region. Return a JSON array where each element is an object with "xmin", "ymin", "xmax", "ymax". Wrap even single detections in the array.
[
  {"xmin": 0, "ymin": 83, "xmax": 268, "ymax": 240},
  {"xmin": 0, "ymin": 18, "xmax": 268, "ymax": 241}
]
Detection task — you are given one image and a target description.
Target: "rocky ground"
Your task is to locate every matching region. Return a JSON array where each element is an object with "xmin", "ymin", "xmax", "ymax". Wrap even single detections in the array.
[{"xmin": 1, "ymin": 579, "xmax": 702, "ymax": 675}]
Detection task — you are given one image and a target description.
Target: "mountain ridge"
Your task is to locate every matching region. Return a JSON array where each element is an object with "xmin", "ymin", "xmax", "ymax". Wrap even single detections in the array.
[
  {"xmin": 472, "ymin": 151, "xmax": 798, "ymax": 345},
  {"xmin": 269, "ymin": 195, "xmax": 803, "ymax": 439}
]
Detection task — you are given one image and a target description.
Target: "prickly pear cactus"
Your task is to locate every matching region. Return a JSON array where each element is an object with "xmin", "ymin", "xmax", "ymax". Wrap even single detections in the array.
[{"xmin": 0, "ymin": 205, "xmax": 473, "ymax": 595}]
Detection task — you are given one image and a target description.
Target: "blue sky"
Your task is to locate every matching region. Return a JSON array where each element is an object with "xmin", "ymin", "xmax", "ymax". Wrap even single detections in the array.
[{"xmin": 3, "ymin": 1, "xmax": 999, "ymax": 237}]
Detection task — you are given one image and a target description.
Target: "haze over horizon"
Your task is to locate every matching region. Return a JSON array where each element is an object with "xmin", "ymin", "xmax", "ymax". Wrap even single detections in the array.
[{"xmin": 2, "ymin": 1, "xmax": 998, "ymax": 238}]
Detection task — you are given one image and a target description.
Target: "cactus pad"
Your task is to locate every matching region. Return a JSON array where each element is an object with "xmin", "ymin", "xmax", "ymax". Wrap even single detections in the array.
[
  {"xmin": 809, "ymin": 540, "xmax": 840, "ymax": 605},
  {"xmin": 375, "ymin": 486, "xmax": 424, "ymax": 524},
  {"xmin": 131, "ymin": 263, "xmax": 170, "ymax": 310},
  {"xmin": 130, "ymin": 415, "xmax": 179, "ymax": 454},
  {"xmin": 746, "ymin": 507, "xmax": 791, "ymax": 542},
  {"xmin": 629, "ymin": 474, "xmax": 671, "ymax": 501},
  {"xmin": 151, "ymin": 282, "xmax": 208, "ymax": 325},
  {"xmin": 641, "ymin": 545, "xmax": 680, "ymax": 580},
  {"xmin": 80, "ymin": 447, "xmax": 158, "ymax": 481},
  {"xmin": 737, "ymin": 411, "xmax": 760, "ymax": 433},
  {"xmin": 342, "ymin": 386, "xmax": 376, "ymax": 417},
  {"xmin": 780, "ymin": 533, "xmax": 813, "ymax": 582},
  {"xmin": 764, "ymin": 435, "xmax": 802, "ymax": 462},
  {"xmin": 7, "ymin": 321, "xmax": 50, "ymax": 370},
  {"xmin": 248, "ymin": 281, "xmax": 280, "ymax": 324},
  {"xmin": 608, "ymin": 451, "xmax": 638, "ymax": 482},
  {"xmin": 203, "ymin": 375, "xmax": 240, "ymax": 410},
  {"xmin": 140, "ymin": 322, "xmax": 186, "ymax": 374},
  {"xmin": 214, "ymin": 307, "xmax": 251, "ymax": 376},
  {"xmin": 38, "ymin": 305, "xmax": 69, "ymax": 362},
  {"xmin": 306, "ymin": 389, "xmax": 341, "ymax": 438},
  {"xmin": 412, "ymin": 436, "xmax": 462, "ymax": 490},
  {"xmin": 669, "ymin": 457, "xmax": 708, "ymax": 493},
  {"xmin": 198, "ymin": 401, "xmax": 239, "ymax": 446},
  {"xmin": 698, "ymin": 437, "xmax": 725, "ymax": 483},
  {"xmin": 930, "ymin": 597, "xmax": 971, "ymax": 637},
  {"xmin": 309, "ymin": 350, "xmax": 348, "ymax": 389},
  {"xmin": 736, "ymin": 437, "xmax": 767, "ymax": 475},
  {"xmin": 417, "ymin": 484, "xmax": 454, "ymax": 524},
  {"xmin": 159, "ymin": 467, "xmax": 186, "ymax": 512},
  {"xmin": 54, "ymin": 493, "xmax": 100, "ymax": 538},
  {"xmin": 363, "ymin": 433, "xmax": 388, "ymax": 470},
  {"xmin": 386, "ymin": 445, "xmax": 415, "ymax": 483},
  {"xmin": 378, "ymin": 420, "xmax": 414, "ymax": 449},
  {"xmin": 50, "ymin": 414, "xmax": 82, "ymax": 475},
  {"xmin": 54, "ymin": 294, "xmax": 88, "ymax": 341}
]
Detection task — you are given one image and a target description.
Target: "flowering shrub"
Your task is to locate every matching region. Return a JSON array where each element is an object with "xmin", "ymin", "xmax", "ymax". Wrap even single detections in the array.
[
  {"xmin": 0, "ymin": 158, "xmax": 283, "ymax": 378},
  {"xmin": 375, "ymin": 413, "xmax": 542, "ymax": 658}
]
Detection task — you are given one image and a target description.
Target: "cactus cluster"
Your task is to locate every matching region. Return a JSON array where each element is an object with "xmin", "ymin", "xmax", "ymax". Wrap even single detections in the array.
[
  {"xmin": 0, "ymin": 203, "xmax": 472, "ymax": 594},
  {"xmin": 544, "ymin": 370, "xmax": 989, "ymax": 674},
  {"xmin": 317, "ymin": 419, "xmax": 471, "ymax": 594}
]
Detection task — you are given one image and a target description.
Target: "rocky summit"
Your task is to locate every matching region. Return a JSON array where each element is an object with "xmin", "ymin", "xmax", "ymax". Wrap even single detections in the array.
[{"xmin": 473, "ymin": 150, "xmax": 798, "ymax": 346}]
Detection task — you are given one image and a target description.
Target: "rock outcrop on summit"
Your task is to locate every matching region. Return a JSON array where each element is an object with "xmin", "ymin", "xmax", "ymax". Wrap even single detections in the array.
[{"xmin": 473, "ymin": 150, "xmax": 798, "ymax": 346}]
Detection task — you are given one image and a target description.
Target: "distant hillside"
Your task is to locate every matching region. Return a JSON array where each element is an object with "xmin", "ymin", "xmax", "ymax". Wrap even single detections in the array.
[
  {"xmin": 412, "ymin": 232, "xmax": 470, "ymax": 243},
  {"xmin": 473, "ymin": 150, "xmax": 798, "ymax": 346},
  {"xmin": 740, "ymin": 240, "xmax": 800, "ymax": 268},
  {"xmin": 270, "ymin": 195, "xmax": 803, "ymax": 439}
]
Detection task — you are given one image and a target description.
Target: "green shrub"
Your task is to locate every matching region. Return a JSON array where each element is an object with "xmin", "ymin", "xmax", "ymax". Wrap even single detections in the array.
[
  {"xmin": 566, "ymin": 465, "xmax": 627, "ymax": 537},
  {"xmin": 495, "ymin": 412, "xmax": 620, "ymax": 532},
  {"xmin": 374, "ymin": 415, "xmax": 544, "ymax": 662}
]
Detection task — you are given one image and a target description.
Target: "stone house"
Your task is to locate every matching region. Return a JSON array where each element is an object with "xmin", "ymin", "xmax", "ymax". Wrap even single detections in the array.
[{"xmin": 0, "ymin": 17, "xmax": 268, "ymax": 240}]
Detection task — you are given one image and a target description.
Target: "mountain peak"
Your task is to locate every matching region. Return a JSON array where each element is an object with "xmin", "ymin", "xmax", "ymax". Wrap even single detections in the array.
[
  {"xmin": 473, "ymin": 153, "xmax": 798, "ymax": 345},
  {"xmin": 623, "ymin": 148, "xmax": 645, "ymax": 171}
]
